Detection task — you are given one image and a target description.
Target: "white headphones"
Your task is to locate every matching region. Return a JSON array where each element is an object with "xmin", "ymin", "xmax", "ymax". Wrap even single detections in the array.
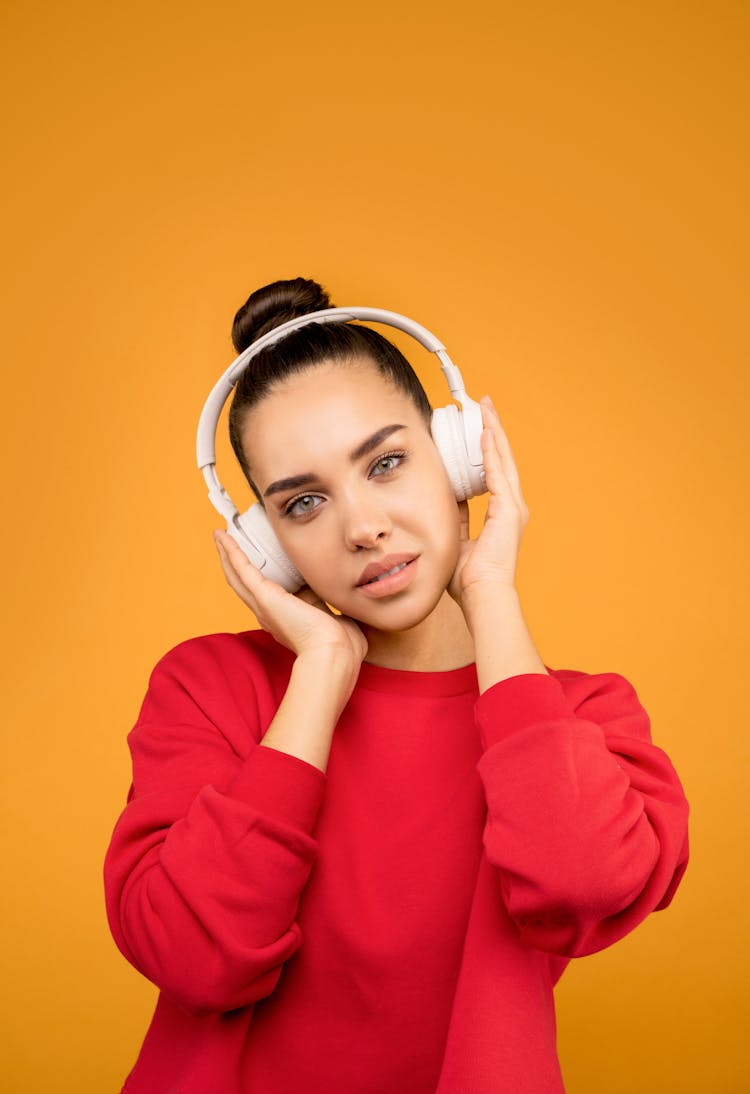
[{"xmin": 196, "ymin": 306, "xmax": 487, "ymax": 592}]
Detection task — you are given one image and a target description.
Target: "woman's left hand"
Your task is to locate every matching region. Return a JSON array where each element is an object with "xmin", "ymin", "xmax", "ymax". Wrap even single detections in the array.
[{"xmin": 448, "ymin": 395, "xmax": 530, "ymax": 608}]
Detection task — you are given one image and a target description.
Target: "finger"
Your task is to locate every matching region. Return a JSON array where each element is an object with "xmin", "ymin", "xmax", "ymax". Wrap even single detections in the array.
[
  {"xmin": 214, "ymin": 530, "xmax": 267, "ymax": 591},
  {"xmin": 478, "ymin": 403, "xmax": 511, "ymax": 500},
  {"xmin": 296, "ymin": 586, "xmax": 334, "ymax": 613},
  {"xmin": 484, "ymin": 398, "xmax": 524, "ymax": 506},
  {"xmin": 480, "ymin": 397, "xmax": 515, "ymax": 489},
  {"xmin": 214, "ymin": 538, "xmax": 257, "ymax": 606},
  {"xmin": 457, "ymin": 499, "xmax": 470, "ymax": 542},
  {"xmin": 214, "ymin": 531, "xmax": 248, "ymax": 582},
  {"xmin": 213, "ymin": 531, "xmax": 269, "ymax": 610},
  {"xmin": 480, "ymin": 397, "xmax": 528, "ymax": 513}
]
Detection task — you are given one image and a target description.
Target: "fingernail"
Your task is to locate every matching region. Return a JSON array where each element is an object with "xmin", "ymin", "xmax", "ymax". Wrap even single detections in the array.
[{"xmin": 213, "ymin": 530, "xmax": 223, "ymax": 544}]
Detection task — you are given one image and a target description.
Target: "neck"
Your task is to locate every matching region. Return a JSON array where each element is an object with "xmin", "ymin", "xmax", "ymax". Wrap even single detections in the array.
[{"xmin": 360, "ymin": 591, "xmax": 475, "ymax": 672}]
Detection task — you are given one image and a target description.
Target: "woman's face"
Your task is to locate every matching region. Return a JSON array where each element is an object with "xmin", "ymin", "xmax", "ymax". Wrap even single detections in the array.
[{"xmin": 241, "ymin": 359, "xmax": 462, "ymax": 632}]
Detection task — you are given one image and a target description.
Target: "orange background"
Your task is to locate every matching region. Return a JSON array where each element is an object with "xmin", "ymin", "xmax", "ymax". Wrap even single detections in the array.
[{"xmin": 2, "ymin": 2, "xmax": 747, "ymax": 1090}]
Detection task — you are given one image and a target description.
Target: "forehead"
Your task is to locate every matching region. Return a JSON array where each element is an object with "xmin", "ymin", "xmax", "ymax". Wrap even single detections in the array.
[{"xmin": 244, "ymin": 361, "xmax": 424, "ymax": 478}]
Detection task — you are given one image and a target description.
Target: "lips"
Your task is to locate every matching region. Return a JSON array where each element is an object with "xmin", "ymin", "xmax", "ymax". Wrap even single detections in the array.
[{"xmin": 356, "ymin": 553, "xmax": 419, "ymax": 587}]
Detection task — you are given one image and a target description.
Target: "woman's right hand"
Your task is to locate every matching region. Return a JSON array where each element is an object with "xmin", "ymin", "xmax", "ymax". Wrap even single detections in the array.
[{"xmin": 213, "ymin": 529, "xmax": 368, "ymax": 668}]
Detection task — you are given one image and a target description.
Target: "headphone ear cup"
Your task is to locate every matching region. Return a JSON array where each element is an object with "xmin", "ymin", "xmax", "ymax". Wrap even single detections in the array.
[
  {"xmin": 227, "ymin": 502, "xmax": 305, "ymax": 593},
  {"xmin": 431, "ymin": 404, "xmax": 486, "ymax": 501}
]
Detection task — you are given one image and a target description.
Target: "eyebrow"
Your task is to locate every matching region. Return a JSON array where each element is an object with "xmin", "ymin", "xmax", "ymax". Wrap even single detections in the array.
[{"xmin": 262, "ymin": 423, "xmax": 408, "ymax": 499}]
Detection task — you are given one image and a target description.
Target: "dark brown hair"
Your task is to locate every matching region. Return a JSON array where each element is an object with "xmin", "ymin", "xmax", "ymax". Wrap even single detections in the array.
[{"xmin": 228, "ymin": 277, "xmax": 433, "ymax": 504}]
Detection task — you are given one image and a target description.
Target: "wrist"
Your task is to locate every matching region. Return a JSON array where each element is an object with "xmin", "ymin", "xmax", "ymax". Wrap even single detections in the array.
[
  {"xmin": 295, "ymin": 644, "xmax": 361, "ymax": 674},
  {"xmin": 462, "ymin": 581, "xmax": 520, "ymax": 631},
  {"xmin": 293, "ymin": 646, "xmax": 362, "ymax": 703},
  {"xmin": 461, "ymin": 583, "xmax": 547, "ymax": 692}
]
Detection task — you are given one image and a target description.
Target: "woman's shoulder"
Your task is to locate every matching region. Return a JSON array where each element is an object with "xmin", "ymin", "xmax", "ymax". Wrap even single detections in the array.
[
  {"xmin": 545, "ymin": 663, "xmax": 644, "ymax": 707},
  {"xmin": 142, "ymin": 628, "xmax": 294, "ymax": 704},
  {"xmin": 119, "ymin": 632, "xmax": 298, "ymax": 791},
  {"xmin": 149, "ymin": 627, "xmax": 290, "ymax": 670},
  {"xmin": 539, "ymin": 662, "xmax": 654, "ymax": 745}
]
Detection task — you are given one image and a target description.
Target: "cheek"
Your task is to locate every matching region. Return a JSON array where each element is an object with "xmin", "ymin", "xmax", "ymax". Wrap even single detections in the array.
[
  {"xmin": 441, "ymin": 512, "xmax": 462, "ymax": 574},
  {"xmin": 422, "ymin": 447, "xmax": 458, "ymax": 508},
  {"xmin": 420, "ymin": 470, "xmax": 461, "ymax": 541},
  {"xmin": 272, "ymin": 524, "xmax": 337, "ymax": 593}
]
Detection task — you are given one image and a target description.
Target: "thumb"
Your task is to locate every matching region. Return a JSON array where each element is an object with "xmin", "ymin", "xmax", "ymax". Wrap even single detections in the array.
[{"xmin": 296, "ymin": 585, "xmax": 334, "ymax": 613}]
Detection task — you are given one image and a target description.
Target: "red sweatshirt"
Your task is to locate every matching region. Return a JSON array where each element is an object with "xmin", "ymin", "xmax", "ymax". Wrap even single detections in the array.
[{"xmin": 103, "ymin": 629, "xmax": 689, "ymax": 1093}]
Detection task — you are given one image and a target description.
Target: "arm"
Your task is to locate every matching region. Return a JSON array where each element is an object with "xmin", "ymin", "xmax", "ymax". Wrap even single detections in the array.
[
  {"xmin": 453, "ymin": 396, "xmax": 689, "ymax": 956},
  {"xmin": 472, "ymin": 663, "xmax": 690, "ymax": 957},
  {"xmin": 103, "ymin": 638, "xmax": 353, "ymax": 1016}
]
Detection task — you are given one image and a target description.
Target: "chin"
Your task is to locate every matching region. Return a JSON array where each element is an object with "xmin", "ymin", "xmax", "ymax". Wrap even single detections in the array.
[{"xmin": 348, "ymin": 585, "xmax": 448, "ymax": 633}]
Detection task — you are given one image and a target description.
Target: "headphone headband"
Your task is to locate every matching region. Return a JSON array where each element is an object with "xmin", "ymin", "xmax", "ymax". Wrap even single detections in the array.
[{"xmin": 196, "ymin": 306, "xmax": 479, "ymax": 525}]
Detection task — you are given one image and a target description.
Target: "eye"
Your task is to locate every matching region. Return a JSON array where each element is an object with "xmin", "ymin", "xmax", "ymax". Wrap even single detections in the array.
[
  {"xmin": 370, "ymin": 450, "xmax": 407, "ymax": 477},
  {"xmin": 283, "ymin": 493, "xmax": 323, "ymax": 520},
  {"xmin": 281, "ymin": 451, "xmax": 408, "ymax": 522}
]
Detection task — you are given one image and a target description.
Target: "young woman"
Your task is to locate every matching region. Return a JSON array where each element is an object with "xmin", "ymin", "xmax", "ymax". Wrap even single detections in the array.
[{"xmin": 104, "ymin": 276, "xmax": 690, "ymax": 1093}]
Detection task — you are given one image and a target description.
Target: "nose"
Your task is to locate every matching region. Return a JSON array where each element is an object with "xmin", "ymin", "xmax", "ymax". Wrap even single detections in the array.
[{"xmin": 341, "ymin": 485, "xmax": 393, "ymax": 551}]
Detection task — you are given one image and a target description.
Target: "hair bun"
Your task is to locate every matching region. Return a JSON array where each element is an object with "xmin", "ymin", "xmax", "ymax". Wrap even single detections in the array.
[{"xmin": 231, "ymin": 277, "xmax": 334, "ymax": 353}]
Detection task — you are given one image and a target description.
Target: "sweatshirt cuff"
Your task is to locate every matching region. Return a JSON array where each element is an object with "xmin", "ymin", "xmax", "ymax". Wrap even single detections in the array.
[
  {"xmin": 474, "ymin": 671, "xmax": 577, "ymax": 750},
  {"xmin": 228, "ymin": 744, "xmax": 327, "ymax": 832}
]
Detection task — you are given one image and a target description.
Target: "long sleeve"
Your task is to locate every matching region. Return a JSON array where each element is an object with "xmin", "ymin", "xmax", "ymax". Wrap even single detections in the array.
[
  {"xmin": 474, "ymin": 667, "xmax": 689, "ymax": 958},
  {"xmin": 103, "ymin": 635, "xmax": 326, "ymax": 1016}
]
